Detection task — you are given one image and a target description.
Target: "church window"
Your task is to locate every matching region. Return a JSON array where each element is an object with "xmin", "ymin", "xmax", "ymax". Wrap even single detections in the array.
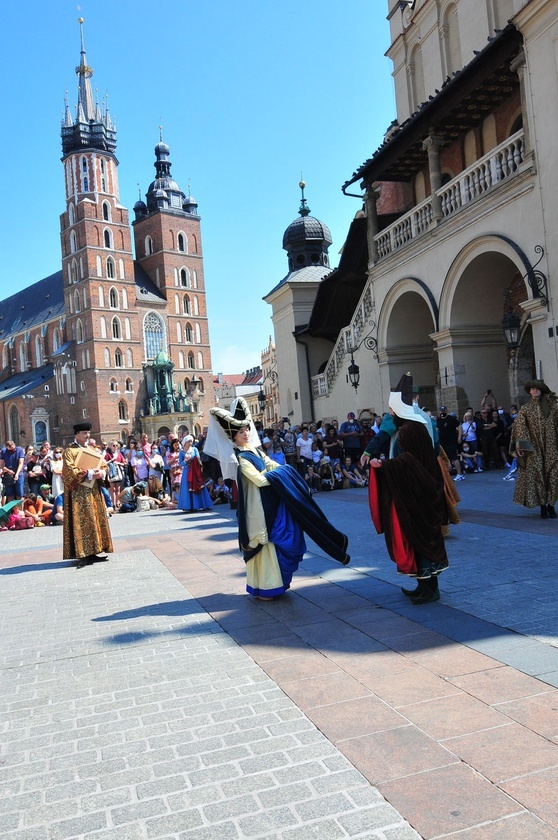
[
  {"xmin": 19, "ymin": 343, "xmax": 27, "ymax": 373},
  {"xmin": 119, "ymin": 259, "xmax": 125, "ymax": 280},
  {"xmin": 122, "ymin": 288, "xmax": 128, "ymax": 309},
  {"xmin": 71, "ymin": 259, "xmax": 78, "ymax": 283},
  {"xmin": 145, "ymin": 235, "xmax": 153, "ymax": 256},
  {"xmin": 184, "ymin": 377, "xmax": 191, "ymax": 393},
  {"xmin": 101, "ymin": 178, "xmax": 106, "ymax": 192},
  {"xmin": 9, "ymin": 405, "xmax": 20, "ymax": 442},
  {"xmin": 114, "ymin": 348, "xmax": 123, "ymax": 368},
  {"xmin": 185, "ymin": 323, "xmax": 193, "ymax": 343},
  {"xmin": 96, "ymin": 255, "xmax": 102, "ymax": 276},
  {"xmin": 193, "ymin": 296, "xmax": 199, "ymax": 315},
  {"xmin": 177, "ymin": 232, "xmax": 187, "ymax": 252},
  {"xmin": 100, "ymin": 316, "xmax": 107, "ymax": 339},
  {"xmin": 191, "ymin": 233, "xmax": 198, "ymax": 253},
  {"xmin": 104, "ymin": 228, "xmax": 112, "ymax": 249},
  {"xmin": 2, "ymin": 345, "xmax": 8, "ymax": 370},
  {"xmin": 192, "ymin": 270, "xmax": 198, "ymax": 289},
  {"xmin": 112, "ymin": 317, "xmax": 121, "ymax": 339},
  {"xmin": 174, "ymin": 294, "xmax": 180, "ymax": 314},
  {"xmin": 53, "ymin": 329, "xmax": 60, "ymax": 352},
  {"xmin": 187, "ymin": 352, "xmax": 195, "ymax": 370},
  {"xmin": 197, "ymin": 377, "xmax": 204, "ymax": 394},
  {"xmin": 70, "ymin": 231, "xmax": 77, "ymax": 253},
  {"xmin": 183, "ymin": 294, "xmax": 191, "ymax": 314},
  {"xmin": 178, "ymin": 351, "xmax": 184, "ymax": 369},
  {"xmin": 104, "ymin": 347, "xmax": 111, "ymax": 367},
  {"xmin": 176, "ymin": 322, "xmax": 182, "ymax": 343},
  {"xmin": 197, "ymin": 351, "xmax": 203, "ymax": 370},
  {"xmin": 74, "ymin": 290, "xmax": 81, "ymax": 313},
  {"xmin": 86, "ymin": 349, "xmax": 91, "ymax": 368},
  {"xmin": 83, "ymin": 177, "xmax": 89, "ymax": 192},
  {"xmin": 118, "ymin": 400, "xmax": 128, "ymax": 421},
  {"xmin": 82, "ymin": 157, "xmax": 88, "ymax": 173},
  {"xmin": 100, "ymin": 158, "xmax": 105, "ymax": 174},
  {"xmin": 125, "ymin": 318, "xmax": 131, "ymax": 340},
  {"xmin": 80, "ymin": 258, "xmax": 84, "ymax": 280},
  {"xmin": 107, "ymin": 258, "xmax": 115, "ymax": 279},
  {"xmin": 144, "ymin": 312, "xmax": 165, "ymax": 360},
  {"xmin": 195, "ymin": 323, "xmax": 201, "ymax": 344},
  {"xmin": 110, "ymin": 378, "xmax": 118, "ymax": 392},
  {"xmin": 81, "ymin": 351, "xmax": 85, "ymax": 369},
  {"xmin": 102, "ymin": 201, "xmax": 110, "ymax": 221},
  {"xmin": 125, "ymin": 377, "xmax": 133, "ymax": 392},
  {"xmin": 68, "ymin": 203, "xmax": 75, "ymax": 225},
  {"xmin": 76, "ymin": 319, "xmax": 84, "ymax": 344},
  {"xmin": 109, "ymin": 287, "xmax": 119, "ymax": 309},
  {"xmin": 127, "ymin": 348, "xmax": 133, "ymax": 367},
  {"xmin": 180, "ymin": 267, "xmax": 190, "ymax": 287},
  {"xmin": 174, "ymin": 267, "xmax": 179, "ymax": 286},
  {"xmin": 35, "ymin": 336, "xmax": 43, "ymax": 367}
]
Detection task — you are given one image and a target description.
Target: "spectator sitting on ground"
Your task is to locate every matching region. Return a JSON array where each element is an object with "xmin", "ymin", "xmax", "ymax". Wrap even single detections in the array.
[
  {"xmin": 304, "ymin": 464, "xmax": 320, "ymax": 494},
  {"xmin": 318, "ymin": 456, "xmax": 334, "ymax": 491},
  {"xmin": 210, "ymin": 477, "xmax": 230, "ymax": 505},
  {"xmin": 23, "ymin": 493, "xmax": 53, "ymax": 526},
  {"xmin": 342, "ymin": 456, "xmax": 367, "ymax": 487},
  {"xmin": 52, "ymin": 492, "xmax": 64, "ymax": 525},
  {"xmin": 332, "ymin": 461, "xmax": 344, "ymax": 489}
]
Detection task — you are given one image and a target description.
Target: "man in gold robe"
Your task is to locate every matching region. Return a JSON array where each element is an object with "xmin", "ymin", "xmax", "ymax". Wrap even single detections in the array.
[{"xmin": 62, "ymin": 422, "xmax": 113, "ymax": 568}]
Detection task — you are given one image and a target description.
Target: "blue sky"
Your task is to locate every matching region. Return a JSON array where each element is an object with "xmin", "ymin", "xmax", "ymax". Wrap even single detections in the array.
[{"xmin": 0, "ymin": 1, "xmax": 395, "ymax": 374}]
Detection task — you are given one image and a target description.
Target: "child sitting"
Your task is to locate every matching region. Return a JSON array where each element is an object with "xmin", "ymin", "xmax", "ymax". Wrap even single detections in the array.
[{"xmin": 304, "ymin": 464, "xmax": 320, "ymax": 494}]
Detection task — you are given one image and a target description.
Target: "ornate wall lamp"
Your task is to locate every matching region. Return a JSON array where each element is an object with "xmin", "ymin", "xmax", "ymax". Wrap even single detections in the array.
[
  {"xmin": 346, "ymin": 320, "xmax": 379, "ymax": 392},
  {"xmin": 502, "ymin": 246, "xmax": 549, "ymax": 350}
]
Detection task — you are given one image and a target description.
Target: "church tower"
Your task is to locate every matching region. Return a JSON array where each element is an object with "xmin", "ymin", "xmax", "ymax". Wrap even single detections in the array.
[
  {"xmin": 60, "ymin": 18, "xmax": 140, "ymax": 437},
  {"xmin": 132, "ymin": 136, "xmax": 215, "ymax": 422}
]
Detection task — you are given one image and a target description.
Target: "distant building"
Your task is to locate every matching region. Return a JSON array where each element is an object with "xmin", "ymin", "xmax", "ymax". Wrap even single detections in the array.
[{"xmin": 0, "ymin": 20, "xmax": 214, "ymax": 447}]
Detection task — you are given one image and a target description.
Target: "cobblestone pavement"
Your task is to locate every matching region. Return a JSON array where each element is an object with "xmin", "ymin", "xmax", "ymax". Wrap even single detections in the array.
[{"xmin": 1, "ymin": 471, "xmax": 558, "ymax": 838}]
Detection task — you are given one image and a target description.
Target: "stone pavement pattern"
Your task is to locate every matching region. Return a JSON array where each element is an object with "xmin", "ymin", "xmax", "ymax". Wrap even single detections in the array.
[{"xmin": 1, "ymin": 472, "xmax": 558, "ymax": 838}]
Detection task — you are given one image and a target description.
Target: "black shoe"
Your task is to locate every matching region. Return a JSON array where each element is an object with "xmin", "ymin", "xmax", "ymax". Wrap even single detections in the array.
[
  {"xmin": 92, "ymin": 555, "xmax": 109, "ymax": 562},
  {"xmin": 547, "ymin": 506, "xmax": 557, "ymax": 519},
  {"xmin": 410, "ymin": 589, "xmax": 441, "ymax": 605},
  {"xmin": 76, "ymin": 557, "xmax": 94, "ymax": 569},
  {"xmin": 402, "ymin": 584, "xmax": 420, "ymax": 598},
  {"xmin": 541, "ymin": 506, "xmax": 549, "ymax": 519}
]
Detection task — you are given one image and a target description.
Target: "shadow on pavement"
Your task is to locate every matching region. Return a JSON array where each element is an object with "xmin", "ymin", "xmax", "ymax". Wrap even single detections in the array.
[{"xmin": 0, "ymin": 561, "xmax": 76, "ymax": 574}]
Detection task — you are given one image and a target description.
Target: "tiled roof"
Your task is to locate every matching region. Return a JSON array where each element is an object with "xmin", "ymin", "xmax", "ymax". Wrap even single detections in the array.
[
  {"xmin": 0, "ymin": 364, "xmax": 55, "ymax": 402},
  {"xmin": 264, "ymin": 264, "xmax": 333, "ymax": 299},
  {"xmin": 0, "ymin": 271, "xmax": 64, "ymax": 343}
]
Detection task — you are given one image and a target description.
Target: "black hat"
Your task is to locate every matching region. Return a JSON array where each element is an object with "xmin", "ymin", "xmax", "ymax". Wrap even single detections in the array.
[
  {"xmin": 524, "ymin": 379, "xmax": 551, "ymax": 395},
  {"xmin": 73, "ymin": 422, "xmax": 92, "ymax": 434},
  {"xmin": 210, "ymin": 396, "xmax": 251, "ymax": 440}
]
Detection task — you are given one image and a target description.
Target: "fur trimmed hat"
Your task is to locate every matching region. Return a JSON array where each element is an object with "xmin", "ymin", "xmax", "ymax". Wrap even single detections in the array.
[{"xmin": 523, "ymin": 379, "xmax": 551, "ymax": 395}]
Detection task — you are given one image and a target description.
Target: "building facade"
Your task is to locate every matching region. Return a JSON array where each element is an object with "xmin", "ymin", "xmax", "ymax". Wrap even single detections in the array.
[
  {"xmin": 270, "ymin": 0, "xmax": 558, "ymax": 420},
  {"xmin": 0, "ymin": 21, "xmax": 214, "ymax": 447}
]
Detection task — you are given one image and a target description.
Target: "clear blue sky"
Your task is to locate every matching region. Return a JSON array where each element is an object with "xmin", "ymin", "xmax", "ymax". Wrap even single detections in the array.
[{"xmin": 0, "ymin": 1, "xmax": 395, "ymax": 374}]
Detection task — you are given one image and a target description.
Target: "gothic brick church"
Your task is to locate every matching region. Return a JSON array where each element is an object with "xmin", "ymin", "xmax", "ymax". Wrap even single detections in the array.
[{"xmin": 0, "ymin": 20, "xmax": 215, "ymax": 448}]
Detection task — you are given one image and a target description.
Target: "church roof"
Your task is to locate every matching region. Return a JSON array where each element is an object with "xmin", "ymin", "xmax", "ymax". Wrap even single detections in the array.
[
  {"xmin": 0, "ymin": 271, "xmax": 65, "ymax": 344},
  {"xmin": 0, "ymin": 364, "xmax": 55, "ymax": 402},
  {"xmin": 133, "ymin": 264, "xmax": 167, "ymax": 303}
]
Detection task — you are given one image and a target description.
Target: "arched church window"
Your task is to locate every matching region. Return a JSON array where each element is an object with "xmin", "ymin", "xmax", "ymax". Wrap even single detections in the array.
[
  {"xmin": 110, "ymin": 378, "xmax": 118, "ymax": 392},
  {"xmin": 68, "ymin": 204, "xmax": 75, "ymax": 226},
  {"xmin": 178, "ymin": 351, "xmax": 184, "ymax": 369},
  {"xmin": 114, "ymin": 348, "xmax": 123, "ymax": 368},
  {"xmin": 53, "ymin": 329, "xmax": 60, "ymax": 353},
  {"xmin": 187, "ymin": 352, "xmax": 195, "ymax": 370},
  {"xmin": 109, "ymin": 287, "xmax": 119, "ymax": 309},
  {"xmin": 102, "ymin": 202, "xmax": 110, "ymax": 221},
  {"xmin": 70, "ymin": 231, "xmax": 77, "ymax": 253},
  {"xmin": 183, "ymin": 294, "xmax": 191, "ymax": 314},
  {"xmin": 104, "ymin": 229, "xmax": 112, "ymax": 249},
  {"xmin": 144, "ymin": 312, "xmax": 165, "ymax": 360},
  {"xmin": 100, "ymin": 316, "xmax": 107, "ymax": 339},
  {"xmin": 195, "ymin": 323, "xmax": 201, "ymax": 344},
  {"xmin": 145, "ymin": 236, "xmax": 153, "ymax": 256},
  {"xmin": 112, "ymin": 317, "xmax": 121, "ymax": 339},
  {"xmin": 82, "ymin": 157, "xmax": 88, "ymax": 173},
  {"xmin": 125, "ymin": 378, "xmax": 133, "ymax": 392},
  {"xmin": 176, "ymin": 322, "xmax": 182, "ymax": 343},
  {"xmin": 185, "ymin": 323, "xmax": 193, "ymax": 343},
  {"xmin": 127, "ymin": 348, "xmax": 133, "ymax": 367},
  {"xmin": 76, "ymin": 319, "xmax": 84, "ymax": 344},
  {"xmin": 180, "ymin": 268, "xmax": 190, "ymax": 288},
  {"xmin": 104, "ymin": 347, "xmax": 111, "ymax": 367},
  {"xmin": 83, "ymin": 177, "xmax": 89, "ymax": 192},
  {"xmin": 197, "ymin": 351, "xmax": 203, "ymax": 370},
  {"xmin": 74, "ymin": 290, "xmax": 81, "ymax": 313},
  {"xmin": 107, "ymin": 257, "xmax": 115, "ymax": 279},
  {"xmin": 9, "ymin": 405, "xmax": 20, "ymax": 442},
  {"xmin": 177, "ymin": 232, "xmax": 187, "ymax": 252},
  {"xmin": 118, "ymin": 400, "xmax": 128, "ymax": 421},
  {"xmin": 35, "ymin": 336, "xmax": 43, "ymax": 367}
]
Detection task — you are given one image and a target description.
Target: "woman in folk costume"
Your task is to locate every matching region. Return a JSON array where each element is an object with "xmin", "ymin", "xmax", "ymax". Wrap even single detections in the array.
[
  {"xmin": 512, "ymin": 379, "xmax": 558, "ymax": 518},
  {"xmin": 204, "ymin": 397, "xmax": 349, "ymax": 600},
  {"xmin": 177, "ymin": 435, "xmax": 213, "ymax": 512},
  {"xmin": 362, "ymin": 374, "xmax": 449, "ymax": 605}
]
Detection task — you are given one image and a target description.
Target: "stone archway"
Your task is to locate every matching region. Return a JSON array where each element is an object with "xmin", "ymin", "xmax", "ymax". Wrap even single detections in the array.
[
  {"xmin": 383, "ymin": 289, "xmax": 437, "ymax": 407},
  {"xmin": 435, "ymin": 249, "xmax": 534, "ymax": 412}
]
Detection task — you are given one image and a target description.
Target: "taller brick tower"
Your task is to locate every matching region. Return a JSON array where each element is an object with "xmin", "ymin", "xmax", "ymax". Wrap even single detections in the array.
[{"xmin": 60, "ymin": 18, "xmax": 141, "ymax": 437}]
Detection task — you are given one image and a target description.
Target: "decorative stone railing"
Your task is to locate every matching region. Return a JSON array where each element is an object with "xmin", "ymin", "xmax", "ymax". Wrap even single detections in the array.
[
  {"xmin": 375, "ymin": 129, "xmax": 525, "ymax": 260},
  {"xmin": 313, "ymin": 130, "xmax": 527, "ymax": 398}
]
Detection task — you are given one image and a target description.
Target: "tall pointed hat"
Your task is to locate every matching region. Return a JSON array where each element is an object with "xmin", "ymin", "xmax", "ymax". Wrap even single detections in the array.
[{"xmin": 388, "ymin": 372, "xmax": 428, "ymax": 426}]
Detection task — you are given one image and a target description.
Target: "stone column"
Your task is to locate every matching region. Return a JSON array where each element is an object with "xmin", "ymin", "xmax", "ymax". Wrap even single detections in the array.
[
  {"xmin": 422, "ymin": 130, "xmax": 444, "ymax": 221},
  {"xmin": 510, "ymin": 50, "xmax": 532, "ymax": 155},
  {"xmin": 364, "ymin": 184, "xmax": 380, "ymax": 266}
]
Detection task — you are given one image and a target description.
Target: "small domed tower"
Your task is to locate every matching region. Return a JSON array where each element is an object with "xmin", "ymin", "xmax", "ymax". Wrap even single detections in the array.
[{"xmin": 283, "ymin": 181, "xmax": 332, "ymax": 272}]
